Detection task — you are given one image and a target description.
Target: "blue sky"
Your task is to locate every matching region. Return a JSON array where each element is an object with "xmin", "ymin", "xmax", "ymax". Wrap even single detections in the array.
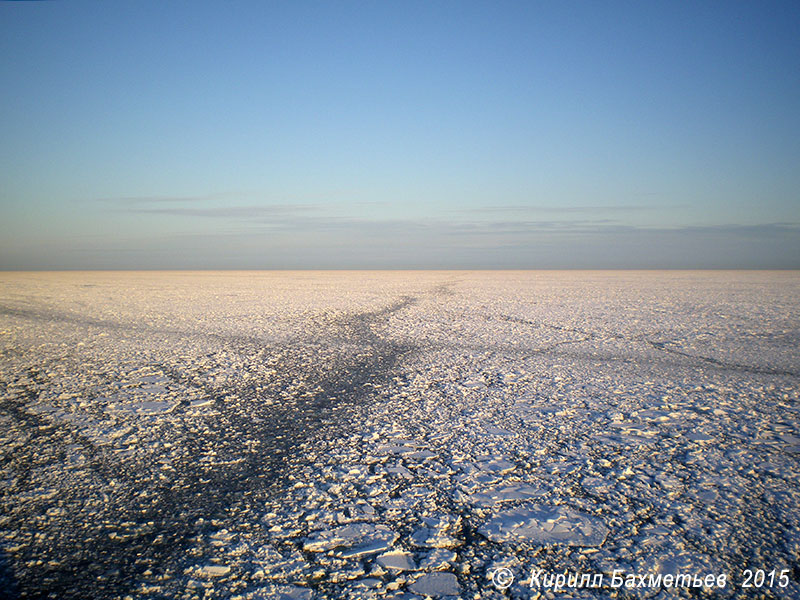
[{"xmin": 1, "ymin": 1, "xmax": 798, "ymax": 268}]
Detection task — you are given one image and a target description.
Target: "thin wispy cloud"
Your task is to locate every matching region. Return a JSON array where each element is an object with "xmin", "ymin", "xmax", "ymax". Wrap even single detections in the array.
[
  {"xmin": 94, "ymin": 194, "xmax": 229, "ymax": 205},
  {"xmin": 112, "ymin": 200, "xmax": 800, "ymax": 237},
  {"xmin": 462, "ymin": 205, "xmax": 665, "ymax": 214},
  {"xmin": 122, "ymin": 204, "xmax": 323, "ymax": 219},
  {"xmin": 667, "ymin": 222, "xmax": 800, "ymax": 236}
]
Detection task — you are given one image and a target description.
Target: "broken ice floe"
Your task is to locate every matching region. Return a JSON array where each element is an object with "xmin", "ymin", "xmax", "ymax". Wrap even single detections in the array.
[
  {"xmin": 376, "ymin": 550, "xmax": 417, "ymax": 572},
  {"xmin": 465, "ymin": 482, "xmax": 543, "ymax": 506},
  {"xmin": 408, "ymin": 572, "xmax": 461, "ymax": 597},
  {"xmin": 196, "ymin": 564, "xmax": 231, "ymax": 577},
  {"xmin": 478, "ymin": 505, "xmax": 609, "ymax": 546},
  {"xmin": 250, "ymin": 584, "xmax": 313, "ymax": 600},
  {"xmin": 418, "ymin": 549, "xmax": 457, "ymax": 571},
  {"xmin": 303, "ymin": 523, "xmax": 398, "ymax": 558}
]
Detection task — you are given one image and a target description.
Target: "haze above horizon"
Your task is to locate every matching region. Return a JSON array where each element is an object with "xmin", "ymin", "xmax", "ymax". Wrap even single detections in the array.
[{"xmin": 1, "ymin": 1, "xmax": 799, "ymax": 269}]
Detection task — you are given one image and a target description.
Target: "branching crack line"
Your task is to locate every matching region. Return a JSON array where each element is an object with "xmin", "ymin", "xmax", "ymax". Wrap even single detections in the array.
[{"xmin": 498, "ymin": 314, "xmax": 798, "ymax": 379}]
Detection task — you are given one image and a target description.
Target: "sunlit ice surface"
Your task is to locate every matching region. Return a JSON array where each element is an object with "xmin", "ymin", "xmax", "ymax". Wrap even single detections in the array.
[{"xmin": 1, "ymin": 270, "xmax": 798, "ymax": 599}]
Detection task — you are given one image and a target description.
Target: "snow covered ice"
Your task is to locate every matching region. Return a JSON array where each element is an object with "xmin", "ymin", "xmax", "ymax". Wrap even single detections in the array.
[
  {"xmin": 477, "ymin": 505, "xmax": 609, "ymax": 546},
  {"xmin": 0, "ymin": 270, "xmax": 799, "ymax": 599}
]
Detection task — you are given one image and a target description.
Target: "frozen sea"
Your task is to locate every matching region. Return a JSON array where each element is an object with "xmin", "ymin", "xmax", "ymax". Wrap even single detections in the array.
[{"xmin": 0, "ymin": 270, "xmax": 798, "ymax": 599}]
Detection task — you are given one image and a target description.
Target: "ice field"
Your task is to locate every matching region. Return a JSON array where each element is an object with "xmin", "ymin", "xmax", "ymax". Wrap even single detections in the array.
[{"xmin": 0, "ymin": 270, "xmax": 798, "ymax": 599}]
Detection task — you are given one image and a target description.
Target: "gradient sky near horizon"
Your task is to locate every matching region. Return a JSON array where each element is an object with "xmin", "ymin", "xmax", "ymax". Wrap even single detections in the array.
[{"xmin": 1, "ymin": 1, "xmax": 799, "ymax": 269}]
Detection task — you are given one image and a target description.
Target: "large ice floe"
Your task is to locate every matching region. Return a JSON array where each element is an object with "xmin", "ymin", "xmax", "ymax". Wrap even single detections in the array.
[
  {"xmin": 303, "ymin": 524, "xmax": 399, "ymax": 558},
  {"xmin": 1, "ymin": 270, "xmax": 799, "ymax": 599},
  {"xmin": 478, "ymin": 505, "xmax": 609, "ymax": 546}
]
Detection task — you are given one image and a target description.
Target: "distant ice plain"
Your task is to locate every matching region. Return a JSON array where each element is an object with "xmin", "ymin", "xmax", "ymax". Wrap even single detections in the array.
[{"xmin": 1, "ymin": 270, "xmax": 798, "ymax": 599}]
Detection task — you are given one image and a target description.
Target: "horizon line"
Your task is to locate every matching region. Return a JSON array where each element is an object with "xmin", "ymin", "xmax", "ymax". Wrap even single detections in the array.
[{"xmin": 2, "ymin": 267, "xmax": 799, "ymax": 273}]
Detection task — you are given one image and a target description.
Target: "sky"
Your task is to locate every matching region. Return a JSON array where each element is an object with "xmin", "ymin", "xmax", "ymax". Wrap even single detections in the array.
[{"xmin": 1, "ymin": 1, "xmax": 799, "ymax": 269}]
